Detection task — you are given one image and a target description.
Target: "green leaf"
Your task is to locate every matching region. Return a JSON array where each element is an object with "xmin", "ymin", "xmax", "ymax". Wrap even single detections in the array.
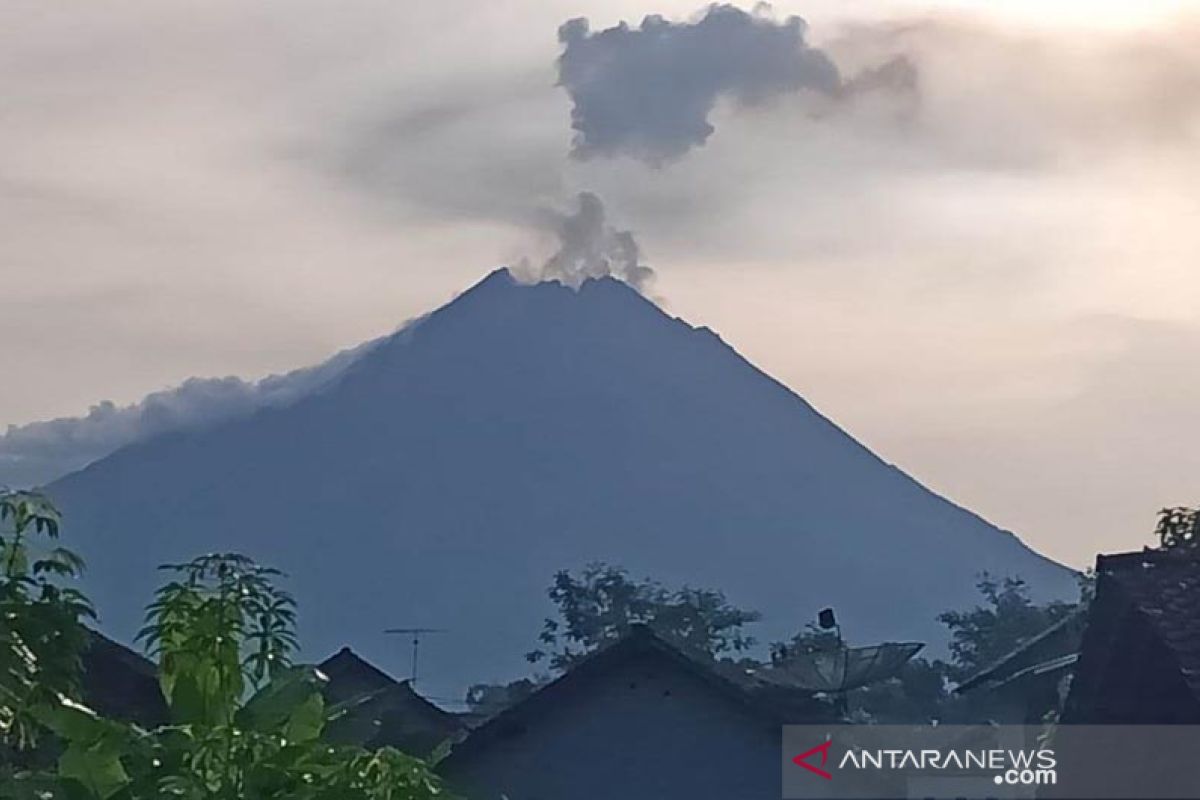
[
  {"xmin": 33, "ymin": 697, "xmax": 107, "ymax": 741},
  {"xmin": 58, "ymin": 739, "xmax": 130, "ymax": 800},
  {"xmin": 165, "ymin": 660, "xmax": 235, "ymax": 727},
  {"xmin": 0, "ymin": 773, "xmax": 71, "ymax": 800},
  {"xmin": 236, "ymin": 665, "xmax": 327, "ymax": 743}
]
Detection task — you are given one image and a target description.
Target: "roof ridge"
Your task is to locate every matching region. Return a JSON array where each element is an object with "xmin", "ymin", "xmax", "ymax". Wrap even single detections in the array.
[
  {"xmin": 442, "ymin": 624, "xmax": 829, "ymax": 768},
  {"xmin": 318, "ymin": 646, "xmax": 400, "ymax": 686},
  {"xmin": 1098, "ymin": 547, "xmax": 1200, "ymax": 568}
]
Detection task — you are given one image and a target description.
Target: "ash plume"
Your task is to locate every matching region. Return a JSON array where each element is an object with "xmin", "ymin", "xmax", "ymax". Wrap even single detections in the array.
[
  {"xmin": 535, "ymin": 192, "xmax": 654, "ymax": 292},
  {"xmin": 557, "ymin": 4, "xmax": 914, "ymax": 163}
]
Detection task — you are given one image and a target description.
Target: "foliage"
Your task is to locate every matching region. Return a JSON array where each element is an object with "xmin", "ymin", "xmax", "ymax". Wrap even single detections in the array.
[
  {"xmin": 4, "ymin": 537, "xmax": 446, "ymax": 800},
  {"xmin": 31, "ymin": 687, "xmax": 445, "ymax": 800},
  {"xmin": 1075, "ymin": 567, "xmax": 1097, "ymax": 607},
  {"xmin": 137, "ymin": 553, "xmax": 299, "ymax": 729},
  {"xmin": 526, "ymin": 562, "xmax": 760, "ymax": 671},
  {"xmin": 769, "ymin": 622, "xmax": 949, "ymax": 724},
  {"xmin": 843, "ymin": 658, "xmax": 950, "ymax": 724},
  {"xmin": 768, "ymin": 622, "xmax": 840, "ymax": 663},
  {"xmin": 937, "ymin": 573, "xmax": 1076, "ymax": 682},
  {"xmin": 1154, "ymin": 505, "xmax": 1199, "ymax": 551},
  {"xmin": 0, "ymin": 489, "xmax": 93, "ymax": 751}
]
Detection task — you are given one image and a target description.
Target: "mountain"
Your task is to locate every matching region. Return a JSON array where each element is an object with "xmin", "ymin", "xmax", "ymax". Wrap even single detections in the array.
[{"xmin": 48, "ymin": 269, "xmax": 1076, "ymax": 703}]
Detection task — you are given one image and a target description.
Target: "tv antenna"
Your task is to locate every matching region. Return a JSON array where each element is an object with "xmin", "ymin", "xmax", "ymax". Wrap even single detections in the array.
[{"xmin": 384, "ymin": 627, "xmax": 447, "ymax": 687}]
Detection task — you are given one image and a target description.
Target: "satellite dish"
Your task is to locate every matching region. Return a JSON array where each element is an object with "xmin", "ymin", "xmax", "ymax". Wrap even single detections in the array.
[{"xmin": 763, "ymin": 642, "xmax": 924, "ymax": 693}]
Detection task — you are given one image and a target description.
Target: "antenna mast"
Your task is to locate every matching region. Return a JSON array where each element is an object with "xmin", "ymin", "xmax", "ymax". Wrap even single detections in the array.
[{"xmin": 384, "ymin": 627, "xmax": 447, "ymax": 687}]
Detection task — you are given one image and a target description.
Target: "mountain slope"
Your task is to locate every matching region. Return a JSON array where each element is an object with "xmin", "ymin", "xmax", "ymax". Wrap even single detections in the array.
[{"xmin": 49, "ymin": 269, "xmax": 1076, "ymax": 702}]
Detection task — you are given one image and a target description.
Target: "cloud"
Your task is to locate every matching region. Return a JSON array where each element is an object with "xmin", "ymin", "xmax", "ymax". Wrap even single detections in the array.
[
  {"xmin": 525, "ymin": 192, "xmax": 654, "ymax": 291},
  {"xmin": 0, "ymin": 336, "xmax": 384, "ymax": 488},
  {"xmin": 330, "ymin": 76, "xmax": 566, "ymax": 226},
  {"xmin": 555, "ymin": 4, "xmax": 915, "ymax": 163},
  {"xmin": 1, "ymin": 0, "xmax": 1199, "ymax": 568},
  {"xmin": 869, "ymin": 315, "xmax": 1200, "ymax": 567},
  {"xmin": 821, "ymin": 16, "xmax": 1200, "ymax": 166}
]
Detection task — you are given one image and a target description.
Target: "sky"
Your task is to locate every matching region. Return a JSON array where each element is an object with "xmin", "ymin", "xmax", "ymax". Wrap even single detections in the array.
[{"xmin": 2, "ymin": 0, "xmax": 1199, "ymax": 568}]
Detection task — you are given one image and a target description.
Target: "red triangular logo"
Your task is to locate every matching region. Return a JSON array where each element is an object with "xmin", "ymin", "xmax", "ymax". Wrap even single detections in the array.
[{"xmin": 792, "ymin": 739, "xmax": 833, "ymax": 780}]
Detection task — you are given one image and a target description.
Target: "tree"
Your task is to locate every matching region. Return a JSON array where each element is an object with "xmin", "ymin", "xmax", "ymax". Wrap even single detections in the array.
[
  {"xmin": 526, "ymin": 563, "xmax": 760, "ymax": 672},
  {"xmin": 1155, "ymin": 505, "xmax": 1199, "ymax": 551},
  {"xmin": 843, "ymin": 658, "xmax": 950, "ymax": 724},
  {"xmin": 32, "ymin": 552, "xmax": 446, "ymax": 799},
  {"xmin": 0, "ymin": 489, "xmax": 92, "ymax": 752},
  {"xmin": 937, "ymin": 573, "xmax": 1075, "ymax": 681},
  {"xmin": 2, "ymin": 491, "xmax": 446, "ymax": 800},
  {"xmin": 768, "ymin": 622, "xmax": 840, "ymax": 664}
]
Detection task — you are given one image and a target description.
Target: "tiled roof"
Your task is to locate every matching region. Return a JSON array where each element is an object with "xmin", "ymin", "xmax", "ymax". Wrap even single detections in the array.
[
  {"xmin": 317, "ymin": 647, "xmax": 463, "ymax": 756},
  {"xmin": 81, "ymin": 629, "xmax": 168, "ymax": 728},
  {"xmin": 988, "ymin": 652, "xmax": 1078, "ymax": 691},
  {"xmin": 1096, "ymin": 548, "xmax": 1200, "ymax": 697},
  {"xmin": 955, "ymin": 609, "xmax": 1086, "ymax": 694},
  {"xmin": 317, "ymin": 647, "xmax": 399, "ymax": 704}
]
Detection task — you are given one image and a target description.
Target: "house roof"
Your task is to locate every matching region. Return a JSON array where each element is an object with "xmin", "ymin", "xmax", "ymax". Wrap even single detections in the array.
[
  {"xmin": 318, "ymin": 647, "xmax": 463, "ymax": 756},
  {"xmin": 1090, "ymin": 548, "xmax": 1200, "ymax": 697},
  {"xmin": 317, "ymin": 647, "xmax": 400, "ymax": 704},
  {"xmin": 81, "ymin": 629, "xmax": 168, "ymax": 728},
  {"xmin": 955, "ymin": 609, "xmax": 1087, "ymax": 694},
  {"xmin": 443, "ymin": 624, "xmax": 832, "ymax": 766},
  {"xmin": 1063, "ymin": 547, "xmax": 1200, "ymax": 724},
  {"xmin": 987, "ymin": 652, "xmax": 1079, "ymax": 692}
]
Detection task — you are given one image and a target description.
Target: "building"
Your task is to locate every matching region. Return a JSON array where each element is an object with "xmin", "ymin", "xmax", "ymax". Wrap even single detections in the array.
[
  {"xmin": 0, "ymin": 630, "xmax": 166, "ymax": 770},
  {"xmin": 953, "ymin": 609, "xmax": 1086, "ymax": 723},
  {"xmin": 441, "ymin": 624, "xmax": 833, "ymax": 800},
  {"xmin": 81, "ymin": 629, "xmax": 168, "ymax": 728},
  {"xmin": 70, "ymin": 635, "xmax": 463, "ymax": 757},
  {"xmin": 1063, "ymin": 548, "xmax": 1200, "ymax": 724},
  {"xmin": 318, "ymin": 647, "xmax": 464, "ymax": 757}
]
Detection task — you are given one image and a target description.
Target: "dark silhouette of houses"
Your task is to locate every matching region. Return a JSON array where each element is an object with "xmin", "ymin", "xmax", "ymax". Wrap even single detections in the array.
[
  {"xmin": 1063, "ymin": 548, "xmax": 1200, "ymax": 723},
  {"xmin": 954, "ymin": 609, "xmax": 1087, "ymax": 723},
  {"xmin": 317, "ymin": 647, "xmax": 464, "ymax": 757},
  {"xmin": 73, "ymin": 636, "xmax": 462, "ymax": 757},
  {"xmin": 440, "ymin": 624, "xmax": 833, "ymax": 800}
]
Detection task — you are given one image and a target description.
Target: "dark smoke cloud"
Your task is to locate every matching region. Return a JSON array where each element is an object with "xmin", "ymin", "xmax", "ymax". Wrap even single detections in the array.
[
  {"xmin": 558, "ymin": 5, "xmax": 846, "ymax": 163},
  {"xmin": 0, "ymin": 336, "xmax": 384, "ymax": 489},
  {"xmin": 534, "ymin": 192, "xmax": 654, "ymax": 291}
]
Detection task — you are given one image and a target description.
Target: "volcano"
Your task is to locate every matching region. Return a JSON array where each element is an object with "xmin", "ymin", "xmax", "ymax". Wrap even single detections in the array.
[{"xmin": 48, "ymin": 269, "xmax": 1075, "ymax": 702}]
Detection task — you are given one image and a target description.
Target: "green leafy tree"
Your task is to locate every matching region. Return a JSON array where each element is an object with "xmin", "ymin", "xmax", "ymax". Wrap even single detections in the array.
[
  {"xmin": 0, "ymin": 490, "xmax": 93, "ymax": 751},
  {"xmin": 1155, "ymin": 505, "xmax": 1199, "ymax": 551},
  {"xmin": 1, "ymin": 491, "xmax": 447, "ymax": 800},
  {"xmin": 937, "ymin": 573, "xmax": 1075, "ymax": 681},
  {"xmin": 526, "ymin": 563, "xmax": 760, "ymax": 672},
  {"xmin": 27, "ymin": 552, "xmax": 448, "ymax": 799}
]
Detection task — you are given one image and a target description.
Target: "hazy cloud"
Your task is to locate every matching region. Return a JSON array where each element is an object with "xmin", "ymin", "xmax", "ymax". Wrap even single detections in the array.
[{"xmin": 0, "ymin": 336, "xmax": 383, "ymax": 488}]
